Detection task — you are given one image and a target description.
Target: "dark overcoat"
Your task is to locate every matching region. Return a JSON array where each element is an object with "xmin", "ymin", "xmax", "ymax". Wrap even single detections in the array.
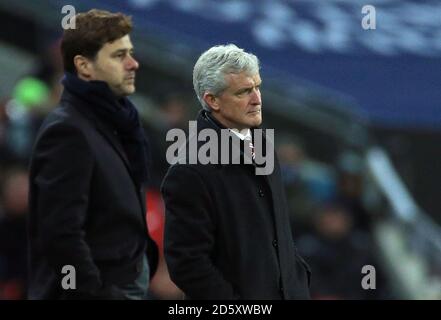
[
  {"xmin": 28, "ymin": 90, "xmax": 158, "ymax": 299},
  {"xmin": 161, "ymin": 110, "xmax": 311, "ymax": 300}
]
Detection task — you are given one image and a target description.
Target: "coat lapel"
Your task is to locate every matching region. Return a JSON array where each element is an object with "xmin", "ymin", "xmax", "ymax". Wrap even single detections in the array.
[
  {"xmin": 97, "ymin": 119, "xmax": 148, "ymax": 228},
  {"xmin": 64, "ymin": 91, "xmax": 135, "ymax": 185},
  {"xmin": 93, "ymin": 119, "xmax": 146, "ymax": 215},
  {"xmin": 93, "ymin": 120, "xmax": 132, "ymax": 173}
]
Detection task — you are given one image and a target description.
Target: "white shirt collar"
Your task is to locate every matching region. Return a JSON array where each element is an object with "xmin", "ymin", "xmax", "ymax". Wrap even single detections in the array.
[{"xmin": 230, "ymin": 128, "xmax": 252, "ymax": 141}]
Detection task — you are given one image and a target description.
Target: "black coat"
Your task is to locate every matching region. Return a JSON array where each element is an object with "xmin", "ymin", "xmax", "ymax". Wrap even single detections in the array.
[
  {"xmin": 161, "ymin": 111, "xmax": 311, "ymax": 300},
  {"xmin": 28, "ymin": 90, "xmax": 158, "ymax": 299}
]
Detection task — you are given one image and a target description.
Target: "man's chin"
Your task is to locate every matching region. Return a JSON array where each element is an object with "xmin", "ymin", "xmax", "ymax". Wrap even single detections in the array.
[
  {"xmin": 250, "ymin": 115, "xmax": 262, "ymax": 127},
  {"xmin": 121, "ymin": 85, "xmax": 136, "ymax": 96}
]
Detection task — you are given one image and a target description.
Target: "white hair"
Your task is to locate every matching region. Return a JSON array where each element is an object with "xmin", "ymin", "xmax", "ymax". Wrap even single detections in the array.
[{"xmin": 193, "ymin": 44, "xmax": 260, "ymax": 111}]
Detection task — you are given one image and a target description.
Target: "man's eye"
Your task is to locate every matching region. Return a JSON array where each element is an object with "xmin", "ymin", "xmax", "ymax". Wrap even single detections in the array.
[
  {"xmin": 243, "ymin": 88, "xmax": 252, "ymax": 94},
  {"xmin": 236, "ymin": 88, "xmax": 252, "ymax": 96}
]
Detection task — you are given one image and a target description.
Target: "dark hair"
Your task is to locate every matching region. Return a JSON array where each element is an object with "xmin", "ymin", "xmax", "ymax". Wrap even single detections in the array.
[{"xmin": 61, "ymin": 9, "xmax": 133, "ymax": 73}]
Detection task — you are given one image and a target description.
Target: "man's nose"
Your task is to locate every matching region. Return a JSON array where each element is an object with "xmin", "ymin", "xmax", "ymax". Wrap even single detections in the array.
[
  {"xmin": 250, "ymin": 88, "xmax": 261, "ymax": 105},
  {"xmin": 126, "ymin": 55, "xmax": 139, "ymax": 70}
]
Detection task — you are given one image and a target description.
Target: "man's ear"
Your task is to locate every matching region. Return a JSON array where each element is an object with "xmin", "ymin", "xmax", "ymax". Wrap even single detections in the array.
[
  {"xmin": 73, "ymin": 55, "xmax": 94, "ymax": 79},
  {"xmin": 202, "ymin": 92, "xmax": 220, "ymax": 111}
]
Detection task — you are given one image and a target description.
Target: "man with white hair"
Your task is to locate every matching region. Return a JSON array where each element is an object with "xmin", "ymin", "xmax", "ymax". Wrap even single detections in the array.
[{"xmin": 161, "ymin": 44, "xmax": 311, "ymax": 299}]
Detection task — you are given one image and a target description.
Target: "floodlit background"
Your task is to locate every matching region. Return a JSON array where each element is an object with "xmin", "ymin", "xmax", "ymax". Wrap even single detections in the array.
[{"xmin": 0, "ymin": 0, "xmax": 440, "ymax": 299}]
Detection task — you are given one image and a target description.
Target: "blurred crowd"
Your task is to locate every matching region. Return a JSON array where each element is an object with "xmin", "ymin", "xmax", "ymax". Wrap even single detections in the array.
[
  {"xmin": 0, "ymin": 39, "xmax": 394, "ymax": 300},
  {"xmin": 277, "ymin": 139, "xmax": 392, "ymax": 299}
]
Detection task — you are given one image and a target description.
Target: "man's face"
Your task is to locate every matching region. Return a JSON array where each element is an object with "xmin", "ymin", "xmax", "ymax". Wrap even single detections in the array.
[
  {"xmin": 210, "ymin": 72, "xmax": 262, "ymax": 130},
  {"xmin": 90, "ymin": 34, "xmax": 139, "ymax": 97}
]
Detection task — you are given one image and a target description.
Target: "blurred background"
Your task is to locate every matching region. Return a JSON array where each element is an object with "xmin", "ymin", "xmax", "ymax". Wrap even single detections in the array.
[{"xmin": 0, "ymin": 0, "xmax": 440, "ymax": 300}]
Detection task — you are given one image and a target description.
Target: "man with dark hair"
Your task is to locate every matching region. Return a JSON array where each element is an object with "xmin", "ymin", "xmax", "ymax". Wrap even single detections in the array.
[{"xmin": 28, "ymin": 9, "xmax": 157, "ymax": 299}]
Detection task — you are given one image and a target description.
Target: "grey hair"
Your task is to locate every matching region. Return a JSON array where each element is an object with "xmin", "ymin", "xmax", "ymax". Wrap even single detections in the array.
[{"xmin": 193, "ymin": 44, "xmax": 260, "ymax": 111}]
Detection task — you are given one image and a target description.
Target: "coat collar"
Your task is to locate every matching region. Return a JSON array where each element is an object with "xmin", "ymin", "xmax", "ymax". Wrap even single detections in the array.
[
  {"xmin": 197, "ymin": 110, "xmax": 271, "ymax": 168},
  {"xmin": 197, "ymin": 110, "xmax": 279, "ymax": 202}
]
